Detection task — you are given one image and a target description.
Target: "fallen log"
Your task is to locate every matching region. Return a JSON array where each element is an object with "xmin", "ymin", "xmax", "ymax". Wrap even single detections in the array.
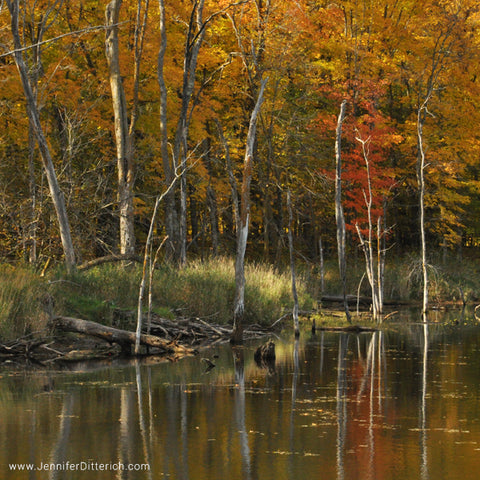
[
  {"xmin": 318, "ymin": 325, "xmax": 377, "ymax": 333},
  {"xmin": 77, "ymin": 254, "xmax": 143, "ymax": 271},
  {"xmin": 51, "ymin": 316, "xmax": 197, "ymax": 356},
  {"xmin": 321, "ymin": 295, "xmax": 411, "ymax": 306}
]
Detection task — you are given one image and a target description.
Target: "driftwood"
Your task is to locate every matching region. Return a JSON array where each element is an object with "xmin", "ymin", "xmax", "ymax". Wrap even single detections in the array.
[
  {"xmin": 51, "ymin": 316, "xmax": 197, "ymax": 356},
  {"xmin": 148, "ymin": 316, "xmax": 269, "ymax": 345}
]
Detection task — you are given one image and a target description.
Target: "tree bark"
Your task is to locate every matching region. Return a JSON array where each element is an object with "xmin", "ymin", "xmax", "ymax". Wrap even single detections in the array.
[
  {"xmin": 6, "ymin": 0, "xmax": 76, "ymax": 272},
  {"xmin": 334, "ymin": 100, "xmax": 351, "ymax": 322}
]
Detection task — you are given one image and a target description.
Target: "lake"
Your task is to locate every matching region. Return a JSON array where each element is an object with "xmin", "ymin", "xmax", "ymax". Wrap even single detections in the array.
[{"xmin": 1, "ymin": 312, "xmax": 480, "ymax": 479}]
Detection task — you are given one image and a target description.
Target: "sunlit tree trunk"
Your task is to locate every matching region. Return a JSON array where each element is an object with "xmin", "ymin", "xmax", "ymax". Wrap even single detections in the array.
[{"xmin": 6, "ymin": 0, "xmax": 76, "ymax": 272}]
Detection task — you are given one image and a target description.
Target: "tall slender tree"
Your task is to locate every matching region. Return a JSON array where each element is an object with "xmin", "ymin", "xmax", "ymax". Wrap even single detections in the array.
[
  {"xmin": 334, "ymin": 100, "xmax": 351, "ymax": 323},
  {"xmin": 105, "ymin": 0, "xmax": 149, "ymax": 256},
  {"xmin": 5, "ymin": 0, "xmax": 76, "ymax": 272}
]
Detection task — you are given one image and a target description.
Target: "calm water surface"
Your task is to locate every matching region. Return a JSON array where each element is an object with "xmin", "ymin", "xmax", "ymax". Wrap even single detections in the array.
[{"xmin": 2, "ymin": 317, "xmax": 480, "ymax": 479}]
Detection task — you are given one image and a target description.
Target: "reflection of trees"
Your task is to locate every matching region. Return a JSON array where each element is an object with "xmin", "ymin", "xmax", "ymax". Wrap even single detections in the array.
[
  {"xmin": 288, "ymin": 338, "xmax": 300, "ymax": 478},
  {"xmin": 135, "ymin": 361, "xmax": 153, "ymax": 480},
  {"xmin": 336, "ymin": 334, "xmax": 350, "ymax": 480},
  {"xmin": 232, "ymin": 347, "xmax": 251, "ymax": 480},
  {"xmin": 49, "ymin": 394, "xmax": 74, "ymax": 480},
  {"xmin": 117, "ymin": 388, "xmax": 134, "ymax": 480},
  {"xmin": 420, "ymin": 323, "xmax": 429, "ymax": 480}
]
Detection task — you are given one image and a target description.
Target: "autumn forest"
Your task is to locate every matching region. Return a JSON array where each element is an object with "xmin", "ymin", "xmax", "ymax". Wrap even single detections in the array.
[{"xmin": 1, "ymin": 0, "xmax": 480, "ymax": 273}]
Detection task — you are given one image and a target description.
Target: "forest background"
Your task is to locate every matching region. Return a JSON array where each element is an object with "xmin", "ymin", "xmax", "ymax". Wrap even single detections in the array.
[{"xmin": 1, "ymin": 0, "xmax": 480, "ymax": 339}]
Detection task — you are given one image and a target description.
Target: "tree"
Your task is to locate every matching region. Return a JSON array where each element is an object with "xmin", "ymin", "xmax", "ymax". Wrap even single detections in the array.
[
  {"xmin": 5, "ymin": 0, "xmax": 76, "ymax": 272},
  {"xmin": 105, "ymin": 0, "xmax": 149, "ymax": 256},
  {"xmin": 220, "ymin": 78, "xmax": 267, "ymax": 344},
  {"xmin": 287, "ymin": 190, "xmax": 300, "ymax": 337},
  {"xmin": 334, "ymin": 100, "xmax": 351, "ymax": 323},
  {"xmin": 354, "ymin": 135, "xmax": 386, "ymax": 322}
]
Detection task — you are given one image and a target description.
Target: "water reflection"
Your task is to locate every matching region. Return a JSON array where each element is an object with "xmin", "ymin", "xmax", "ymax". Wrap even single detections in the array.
[
  {"xmin": 232, "ymin": 347, "xmax": 251, "ymax": 479},
  {"xmin": 420, "ymin": 323, "xmax": 429, "ymax": 480},
  {"xmin": 1, "ymin": 320, "xmax": 480, "ymax": 479}
]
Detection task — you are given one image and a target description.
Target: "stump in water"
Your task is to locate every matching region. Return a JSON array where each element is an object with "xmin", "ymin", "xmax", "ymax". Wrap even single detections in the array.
[
  {"xmin": 254, "ymin": 340, "xmax": 275, "ymax": 363},
  {"xmin": 254, "ymin": 340, "xmax": 276, "ymax": 373}
]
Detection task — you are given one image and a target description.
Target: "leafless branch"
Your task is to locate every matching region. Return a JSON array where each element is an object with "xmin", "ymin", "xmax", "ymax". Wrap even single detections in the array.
[{"xmin": 0, "ymin": 23, "xmax": 128, "ymax": 59}]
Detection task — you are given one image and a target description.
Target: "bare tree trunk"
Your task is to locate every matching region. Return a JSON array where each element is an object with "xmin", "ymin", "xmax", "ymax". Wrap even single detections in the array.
[
  {"xmin": 219, "ymin": 80, "xmax": 267, "ymax": 344},
  {"xmin": 157, "ymin": 0, "xmax": 209, "ymax": 265},
  {"xmin": 417, "ymin": 106, "xmax": 429, "ymax": 321},
  {"xmin": 319, "ymin": 236, "xmax": 325, "ymax": 295},
  {"xmin": 157, "ymin": 0, "xmax": 177, "ymax": 261},
  {"xmin": 6, "ymin": 0, "xmax": 76, "ymax": 272},
  {"xmin": 206, "ymin": 185, "xmax": 219, "ymax": 256},
  {"xmin": 355, "ymin": 135, "xmax": 382, "ymax": 322},
  {"xmin": 135, "ymin": 173, "xmax": 180, "ymax": 354},
  {"xmin": 105, "ymin": 0, "xmax": 137, "ymax": 256},
  {"xmin": 287, "ymin": 191, "xmax": 300, "ymax": 337},
  {"xmin": 334, "ymin": 100, "xmax": 351, "ymax": 322}
]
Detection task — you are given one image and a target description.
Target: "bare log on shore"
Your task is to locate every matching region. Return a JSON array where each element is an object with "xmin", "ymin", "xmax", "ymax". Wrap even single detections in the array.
[{"xmin": 51, "ymin": 316, "xmax": 197, "ymax": 356}]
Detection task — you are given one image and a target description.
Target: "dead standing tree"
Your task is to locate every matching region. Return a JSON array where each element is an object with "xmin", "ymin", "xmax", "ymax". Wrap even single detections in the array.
[
  {"xmin": 218, "ymin": 79, "xmax": 267, "ymax": 344},
  {"xmin": 287, "ymin": 190, "xmax": 300, "ymax": 337},
  {"xmin": 105, "ymin": 0, "xmax": 150, "ymax": 256},
  {"xmin": 334, "ymin": 100, "xmax": 351, "ymax": 323},
  {"xmin": 354, "ymin": 135, "xmax": 385, "ymax": 323},
  {"xmin": 5, "ymin": 0, "xmax": 76, "ymax": 272}
]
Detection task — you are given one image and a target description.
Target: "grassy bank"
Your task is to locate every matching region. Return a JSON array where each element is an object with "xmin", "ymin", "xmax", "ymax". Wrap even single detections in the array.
[
  {"xmin": 0, "ymin": 257, "xmax": 314, "ymax": 342},
  {"xmin": 1, "ymin": 254, "xmax": 479, "ymax": 342}
]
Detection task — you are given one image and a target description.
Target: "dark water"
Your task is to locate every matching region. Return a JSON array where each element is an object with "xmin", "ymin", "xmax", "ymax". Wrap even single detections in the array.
[{"xmin": 2, "ymin": 317, "xmax": 480, "ymax": 479}]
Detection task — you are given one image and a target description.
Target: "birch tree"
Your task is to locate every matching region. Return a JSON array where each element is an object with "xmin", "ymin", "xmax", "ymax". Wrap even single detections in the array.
[{"xmin": 5, "ymin": 0, "xmax": 76, "ymax": 272}]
